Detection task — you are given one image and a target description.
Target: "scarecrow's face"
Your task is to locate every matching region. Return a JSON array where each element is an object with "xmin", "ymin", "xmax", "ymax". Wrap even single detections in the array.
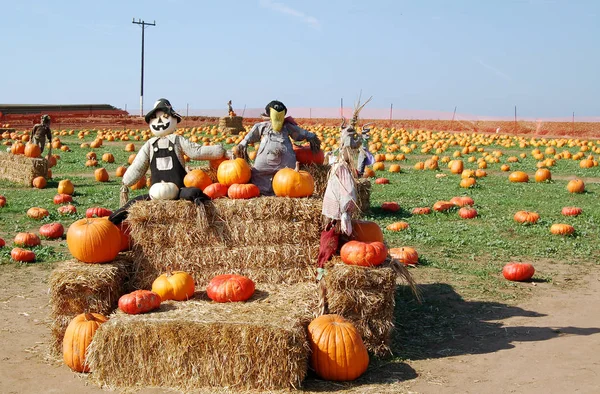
[
  {"xmin": 149, "ymin": 110, "xmax": 177, "ymax": 137},
  {"xmin": 269, "ymin": 107, "xmax": 286, "ymax": 132}
]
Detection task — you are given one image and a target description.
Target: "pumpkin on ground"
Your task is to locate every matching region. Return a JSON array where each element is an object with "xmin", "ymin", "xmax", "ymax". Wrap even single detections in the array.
[
  {"xmin": 227, "ymin": 183, "xmax": 260, "ymax": 199},
  {"xmin": 433, "ymin": 201, "xmax": 454, "ymax": 212},
  {"xmin": 458, "ymin": 207, "xmax": 478, "ymax": 219},
  {"xmin": 203, "ymin": 183, "xmax": 229, "ymax": 199},
  {"xmin": 460, "ymin": 177, "xmax": 476, "ymax": 188},
  {"xmin": 535, "ymin": 168, "xmax": 552, "ymax": 182},
  {"xmin": 206, "ymin": 274, "xmax": 256, "ymax": 303},
  {"xmin": 63, "ymin": 313, "xmax": 108, "ymax": 373},
  {"xmin": 101, "ymin": 153, "xmax": 115, "ymax": 163},
  {"xmin": 85, "ymin": 207, "xmax": 113, "ymax": 218},
  {"xmin": 118, "ymin": 290, "xmax": 161, "ymax": 314},
  {"xmin": 27, "ymin": 207, "xmax": 49, "ymax": 220},
  {"xmin": 58, "ymin": 204, "xmax": 77, "ymax": 215},
  {"xmin": 183, "ymin": 169, "xmax": 212, "ymax": 190},
  {"xmin": 149, "ymin": 181, "xmax": 180, "ymax": 200},
  {"xmin": 0, "ymin": 238, "xmax": 4, "ymax": 247},
  {"xmin": 340, "ymin": 241, "xmax": 387, "ymax": 267},
  {"xmin": 272, "ymin": 162, "xmax": 315, "ymax": 198},
  {"xmin": 388, "ymin": 164, "xmax": 401, "ymax": 173},
  {"xmin": 514, "ymin": 210, "xmax": 540, "ymax": 224},
  {"xmin": 217, "ymin": 158, "xmax": 252, "ymax": 186},
  {"xmin": 502, "ymin": 263, "xmax": 535, "ymax": 281},
  {"xmin": 375, "ymin": 177, "xmax": 389, "ymax": 185},
  {"xmin": 32, "ymin": 176, "xmax": 47, "ymax": 189},
  {"xmin": 381, "ymin": 202, "xmax": 400, "ymax": 212},
  {"xmin": 508, "ymin": 171, "xmax": 529, "ymax": 183},
  {"xmin": 566, "ymin": 179, "xmax": 585, "ymax": 193},
  {"xmin": 151, "ymin": 271, "xmax": 195, "ymax": 301},
  {"xmin": 66, "ymin": 218, "xmax": 122, "ymax": 263},
  {"xmin": 57, "ymin": 179, "xmax": 75, "ymax": 195},
  {"xmin": 351, "ymin": 220, "xmax": 384, "ymax": 243},
  {"xmin": 14, "ymin": 232, "xmax": 41, "ymax": 247},
  {"xmin": 115, "ymin": 166, "xmax": 127, "ymax": 177},
  {"xmin": 386, "ymin": 221, "xmax": 409, "ymax": 231},
  {"xmin": 94, "ymin": 168, "xmax": 109, "ymax": 182},
  {"xmin": 450, "ymin": 160, "xmax": 464, "ymax": 174},
  {"xmin": 561, "ymin": 206, "xmax": 582, "ymax": 217},
  {"xmin": 550, "ymin": 223, "xmax": 575, "ymax": 235},
  {"xmin": 389, "ymin": 246, "xmax": 419, "ymax": 266},
  {"xmin": 411, "ymin": 207, "xmax": 431, "ymax": 215},
  {"xmin": 39, "ymin": 223, "xmax": 64, "ymax": 239},
  {"xmin": 53, "ymin": 194, "xmax": 73, "ymax": 204},
  {"xmin": 450, "ymin": 196, "xmax": 475, "ymax": 207},
  {"xmin": 11, "ymin": 247, "xmax": 36, "ymax": 262},
  {"xmin": 0, "ymin": 195, "xmax": 6, "ymax": 207},
  {"xmin": 307, "ymin": 314, "xmax": 369, "ymax": 381}
]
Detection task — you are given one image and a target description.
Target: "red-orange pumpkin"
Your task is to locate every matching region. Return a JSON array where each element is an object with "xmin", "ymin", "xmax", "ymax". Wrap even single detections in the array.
[
  {"xmin": 411, "ymin": 207, "xmax": 431, "ymax": 215},
  {"xmin": 227, "ymin": 183, "xmax": 260, "ymax": 199},
  {"xmin": 561, "ymin": 206, "xmax": 582, "ymax": 217},
  {"xmin": 206, "ymin": 274, "xmax": 256, "ymax": 303},
  {"xmin": 39, "ymin": 223, "xmax": 64, "ymax": 239},
  {"xmin": 118, "ymin": 222, "xmax": 132, "ymax": 252},
  {"xmin": 118, "ymin": 290, "xmax": 161, "ymax": 314},
  {"xmin": 27, "ymin": 207, "xmax": 49, "ymax": 220},
  {"xmin": 183, "ymin": 169, "xmax": 212, "ymax": 190},
  {"xmin": 389, "ymin": 246, "xmax": 419, "ymax": 266},
  {"xmin": 450, "ymin": 196, "xmax": 475, "ymax": 207},
  {"xmin": 433, "ymin": 201, "xmax": 454, "ymax": 212},
  {"xmin": 11, "ymin": 247, "xmax": 35, "ymax": 262},
  {"xmin": 58, "ymin": 204, "xmax": 77, "ymax": 215},
  {"xmin": 293, "ymin": 144, "xmax": 325, "ymax": 165},
  {"xmin": 66, "ymin": 218, "xmax": 122, "ymax": 263},
  {"xmin": 340, "ymin": 241, "xmax": 387, "ymax": 267},
  {"xmin": 375, "ymin": 177, "xmax": 390, "ymax": 185},
  {"xmin": 86, "ymin": 207, "xmax": 113, "ymax": 218},
  {"xmin": 32, "ymin": 176, "xmax": 47, "ymax": 189},
  {"xmin": 381, "ymin": 202, "xmax": 400, "ymax": 212},
  {"xmin": 458, "ymin": 207, "xmax": 478, "ymax": 219},
  {"xmin": 53, "ymin": 194, "xmax": 73, "ymax": 204},
  {"xmin": 502, "ymin": 263, "xmax": 535, "ymax": 281},
  {"xmin": 14, "ymin": 232, "xmax": 41, "ymax": 247},
  {"xmin": 0, "ymin": 195, "xmax": 6, "ymax": 207},
  {"xmin": 550, "ymin": 223, "xmax": 575, "ymax": 235},
  {"xmin": 514, "ymin": 210, "xmax": 540, "ymax": 224},
  {"xmin": 203, "ymin": 183, "xmax": 229, "ymax": 199}
]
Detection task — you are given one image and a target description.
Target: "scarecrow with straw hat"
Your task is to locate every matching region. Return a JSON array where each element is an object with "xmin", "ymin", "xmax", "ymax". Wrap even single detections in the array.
[
  {"xmin": 30, "ymin": 114, "xmax": 53, "ymax": 160},
  {"xmin": 109, "ymin": 98, "xmax": 227, "ymax": 225},
  {"xmin": 235, "ymin": 100, "xmax": 321, "ymax": 195}
]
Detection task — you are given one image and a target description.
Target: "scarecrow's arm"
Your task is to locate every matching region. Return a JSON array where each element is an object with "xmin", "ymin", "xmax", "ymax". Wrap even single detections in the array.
[
  {"xmin": 178, "ymin": 136, "xmax": 226, "ymax": 161},
  {"xmin": 288, "ymin": 123, "xmax": 321, "ymax": 152},
  {"xmin": 122, "ymin": 142, "xmax": 151, "ymax": 187},
  {"xmin": 239, "ymin": 123, "xmax": 262, "ymax": 147}
]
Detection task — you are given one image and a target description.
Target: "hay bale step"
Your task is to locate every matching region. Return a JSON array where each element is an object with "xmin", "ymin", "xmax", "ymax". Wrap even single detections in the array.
[
  {"xmin": 87, "ymin": 283, "xmax": 318, "ymax": 391},
  {"xmin": 0, "ymin": 151, "xmax": 48, "ymax": 186},
  {"xmin": 218, "ymin": 116, "xmax": 245, "ymax": 134}
]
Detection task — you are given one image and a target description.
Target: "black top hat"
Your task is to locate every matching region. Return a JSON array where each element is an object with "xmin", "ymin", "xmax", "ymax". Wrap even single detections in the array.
[{"xmin": 144, "ymin": 98, "xmax": 183, "ymax": 124}]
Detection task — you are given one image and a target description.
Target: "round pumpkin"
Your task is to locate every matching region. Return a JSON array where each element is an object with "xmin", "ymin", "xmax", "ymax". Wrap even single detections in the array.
[
  {"xmin": 85, "ymin": 207, "xmax": 113, "ymax": 218},
  {"xmin": 183, "ymin": 169, "xmax": 212, "ymax": 190},
  {"xmin": 411, "ymin": 207, "xmax": 431, "ymax": 215},
  {"xmin": 561, "ymin": 206, "xmax": 582, "ymax": 217},
  {"xmin": 293, "ymin": 144, "xmax": 325, "ymax": 165},
  {"xmin": 115, "ymin": 166, "xmax": 127, "ymax": 177},
  {"xmin": 449, "ymin": 160, "xmax": 464, "ymax": 174},
  {"xmin": 206, "ymin": 274, "xmax": 256, "ymax": 303},
  {"xmin": 351, "ymin": 220, "xmax": 384, "ymax": 242},
  {"xmin": 118, "ymin": 290, "xmax": 161, "ymax": 314},
  {"xmin": 389, "ymin": 246, "xmax": 419, "ymax": 266},
  {"xmin": 24, "ymin": 143, "xmax": 41, "ymax": 158},
  {"xmin": 66, "ymin": 218, "xmax": 122, "ymax": 263},
  {"xmin": 566, "ymin": 179, "xmax": 585, "ymax": 193},
  {"xmin": 534, "ymin": 168, "xmax": 552, "ymax": 182},
  {"xmin": 58, "ymin": 204, "xmax": 77, "ymax": 215},
  {"xmin": 63, "ymin": 313, "xmax": 108, "ymax": 372},
  {"xmin": 151, "ymin": 271, "xmax": 195, "ymax": 301},
  {"xmin": 502, "ymin": 263, "xmax": 535, "ymax": 282},
  {"xmin": 203, "ymin": 183, "xmax": 229, "ymax": 199},
  {"xmin": 272, "ymin": 162, "xmax": 315, "ymax": 198},
  {"xmin": 149, "ymin": 181, "xmax": 180, "ymax": 200},
  {"xmin": 217, "ymin": 158, "xmax": 252, "ymax": 186},
  {"xmin": 340, "ymin": 241, "xmax": 387, "ymax": 267},
  {"xmin": 388, "ymin": 164, "xmax": 401, "ymax": 173},
  {"xmin": 14, "ymin": 232, "xmax": 41, "ymax": 247},
  {"xmin": 32, "ymin": 176, "xmax": 47, "ymax": 189},
  {"xmin": 53, "ymin": 193, "xmax": 73, "ymax": 204},
  {"xmin": 128, "ymin": 153, "xmax": 137, "ymax": 164},
  {"xmin": 125, "ymin": 143, "xmax": 136, "ymax": 152},
  {"xmin": 101, "ymin": 153, "xmax": 115, "ymax": 163},
  {"xmin": 381, "ymin": 202, "xmax": 400, "ymax": 212},
  {"xmin": 550, "ymin": 223, "xmax": 575, "ymax": 235},
  {"xmin": 386, "ymin": 221, "xmax": 409, "ymax": 231},
  {"xmin": 514, "ymin": 210, "xmax": 540, "ymax": 224},
  {"xmin": 458, "ymin": 207, "xmax": 478, "ymax": 219},
  {"xmin": 375, "ymin": 177, "xmax": 389, "ymax": 185},
  {"xmin": 508, "ymin": 171, "xmax": 529, "ymax": 183},
  {"xmin": 450, "ymin": 196, "xmax": 475, "ymax": 207},
  {"xmin": 307, "ymin": 314, "xmax": 369, "ymax": 381},
  {"xmin": 433, "ymin": 201, "xmax": 454, "ymax": 212},
  {"xmin": 39, "ymin": 223, "xmax": 64, "ymax": 239},
  {"xmin": 86, "ymin": 151, "xmax": 97, "ymax": 160},
  {"xmin": 94, "ymin": 168, "xmax": 109, "ymax": 182},
  {"xmin": 227, "ymin": 183, "xmax": 260, "ymax": 199},
  {"xmin": 0, "ymin": 195, "xmax": 6, "ymax": 207},
  {"xmin": 11, "ymin": 247, "xmax": 36, "ymax": 262},
  {"xmin": 57, "ymin": 179, "xmax": 74, "ymax": 195},
  {"xmin": 27, "ymin": 207, "xmax": 49, "ymax": 220}
]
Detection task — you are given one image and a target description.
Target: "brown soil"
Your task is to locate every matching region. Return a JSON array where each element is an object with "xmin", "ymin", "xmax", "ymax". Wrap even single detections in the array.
[{"xmin": 0, "ymin": 262, "xmax": 599, "ymax": 394}]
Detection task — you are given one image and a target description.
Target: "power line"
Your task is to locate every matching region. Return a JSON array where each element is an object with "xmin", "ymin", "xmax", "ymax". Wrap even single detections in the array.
[{"xmin": 132, "ymin": 18, "xmax": 156, "ymax": 117}]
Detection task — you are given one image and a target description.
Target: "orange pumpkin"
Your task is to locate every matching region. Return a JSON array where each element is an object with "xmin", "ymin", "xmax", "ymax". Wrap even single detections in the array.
[
  {"xmin": 450, "ymin": 196, "xmax": 475, "ymax": 207},
  {"xmin": 27, "ymin": 207, "xmax": 49, "ymax": 220},
  {"xmin": 24, "ymin": 143, "xmax": 41, "ymax": 158},
  {"xmin": 386, "ymin": 221, "xmax": 409, "ymax": 231},
  {"xmin": 101, "ymin": 153, "xmax": 115, "ymax": 163},
  {"xmin": 460, "ymin": 177, "xmax": 476, "ymax": 188},
  {"xmin": 66, "ymin": 218, "xmax": 122, "ymax": 263},
  {"xmin": 227, "ymin": 183, "xmax": 260, "ymax": 199},
  {"xmin": 217, "ymin": 158, "xmax": 252, "ymax": 186},
  {"xmin": 206, "ymin": 274, "xmax": 256, "ymax": 303},
  {"xmin": 433, "ymin": 200, "xmax": 454, "ymax": 212},
  {"xmin": 63, "ymin": 313, "xmax": 108, "ymax": 372},
  {"xmin": 307, "ymin": 314, "xmax": 369, "ymax": 381},
  {"xmin": 535, "ymin": 168, "xmax": 552, "ymax": 182},
  {"xmin": 272, "ymin": 162, "xmax": 315, "ymax": 197},
  {"xmin": 183, "ymin": 169, "xmax": 212, "ymax": 190},
  {"xmin": 203, "ymin": 183, "xmax": 229, "ymax": 199},
  {"xmin": 130, "ymin": 176, "xmax": 147, "ymax": 190},
  {"xmin": 508, "ymin": 171, "xmax": 529, "ymax": 183},
  {"xmin": 550, "ymin": 223, "xmax": 575, "ymax": 235},
  {"xmin": 94, "ymin": 168, "xmax": 109, "ymax": 182},
  {"xmin": 411, "ymin": 207, "xmax": 431, "ymax": 215},
  {"xmin": 151, "ymin": 271, "xmax": 195, "ymax": 301},
  {"xmin": 389, "ymin": 246, "xmax": 419, "ymax": 266},
  {"xmin": 514, "ymin": 210, "xmax": 540, "ymax": 224},
  {"xmin": 11, "ymin": 247, "xmax": 36, "ymax": 262},
  {"xmin": 14, "ymin": 232, "xmax": 41, "ymax": 247},
  {"xmin": 450, "ymin": 160, "xmax": 464, "ymax": 174},
  {"xmin": 32, "ymin": 176, "xmax": 47, "ymax": 189},
  {"xmin": 561, "ymin": 206, "xmax": 582, "ymax": 217},
  {"xmin": 388, "ymin": 164, "xmax": 401, "ymax": 173},
  {"xmin": 125, "ymin": 143, "xmax": 136, "ymax": 152},
  {"xmin": 351, "ymin": 220, "xmax": 384, "ymax": 242},
  {"xmin": 566, "ymin": 179, "xmax": 585, "ymax": 193},
  {"xmin": 340, "ymin": 240, "xmax": 387, "ymax": 267},
  {"xmin": 57, "ymin": 179, "xmax": 74, "ymax": 195},
  {"xmin": 115, "ymin": 166, "xmax": 127, "ymax": 177}
]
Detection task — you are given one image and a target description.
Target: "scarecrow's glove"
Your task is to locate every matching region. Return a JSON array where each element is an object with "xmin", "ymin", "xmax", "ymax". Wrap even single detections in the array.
[
  {"xmin": 235, "ymin": 143, "xmax": 248, "ymax": 161},
  {"xmin": 340, "ymin": 212, "xmax": 353, "ymax": 236},
  {"xmin": 309, "ymin": 136, "xmax": 321, "ymax": 153}
]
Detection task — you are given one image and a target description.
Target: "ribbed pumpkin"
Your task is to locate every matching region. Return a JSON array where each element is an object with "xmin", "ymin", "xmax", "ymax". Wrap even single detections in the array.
[
  {"xmin": 292, "ymin": 144, "xmax": 325, "ymax": 165},
  {"xmin": 53, "ymin": 193, "xmax": 73, "ymax": 204},
  {"xmin": 307, "ymin": 314, "xmax": 369, "ymax": 381},
  {"xmin": 458, "ymin": 207, "xmax": 478, "ymax": 219},
  {"xmin": 14, "ymin": 232, "xmax": 41, "ymax": 247},
  {"xmin": 183, "ymin": 169, "xmax": 212, "ymax": 190},
  {"xmin": 151, "ymin": 271, "xmax": 195, "ymax": 301},
  {"xmin": 272, "ymin": 162, "xmax": 314, "ymax": 197},
  {"xmin": 340, "ymin": 241, "xmax": 387, "ymax": 267},
  {"xmin": 63, "ymin": 313, "xmax": 108, "ymax": 372},
  {"xmin": 11, "ymin": 247, "xmax": 35, "ymax": 262},
  {"xmin": 11, "ymin": 142, "xmax": 25, "ymax": 155},
  {"xmin": 550, "ymin": 223, "xmax": 575, "ymax": 235},
  {"xmin": 115, "ymin": 166, "xmax": 127, "ymax": 177},
  {"xmin": 509, "ymin": 171, "xmax": 529, "ymax": 183},
  {"xmin": 57, "ymin": 179, "xmax": 74, "ymax": 195},
  {"xmin": 118, "ymin": 290, "xmax": 161, "ymax": 315},
  {"xmin": 411, "ymin": 207, "xmax": 431, "ymax": 215},
  {"xmin": 227, "ymin": 183, "xmax": 260, "ymax": 199},
  {"xmin": 534, "ymin": 168, "xmax": 552, "ymax": 182},
  {"xmin": 514, "ymin": 210, "xmax": 540, "ymax": 224},
  {"xmin": 203, "ymin": 183, "xmax": 229, "ymax": 199},
  {"xmin": 388, "ymin": 164, "xmax": 401, "ymax": 173},
  {"xmin": 85, "ymin": 207, "xmax": 113, "ymax": 218},
  {"xmin": 27, "ymin": 207, "xmax": 49, "ymax": 220},
  {"xmin": 389, "ymin": 246, "xmax": 419, "ymax": 266},
  {"xmin": 566, "ymin": 179, "xmax": 585, "ymax": 193},
  {"xmin": 101, "ymin": 153, "xmax": 114, "ymax": 163},
  {"xmin": 94, "ymin": 168, "xmax": 109, "ymax": 182},
  {"xmin": 66, "ymin": 218, "xmax": 122, "ymax": 263},
  {"xmin": 450, "ymin": 196, "xmax": 475, "ymax": 207},
  {"xmin": 206, "ymin": 274, "xmax": 256, "ymax": 303},
  {"xmin": 58, "ymin": 204, "xmax": 77, "ymax": 215},
  {"xmin": 561, "ymin": 206, "xmax": 582, "ymax": 217},
  {"xmin": 460, "ymin": 177, "xmax": 476, "ymax": 188},
  {"xmin": 502, "ymin": 263, "xmax": 535, "ymax": 282},
  {"xmin": 433, "ymin": 201, "xmax": 454, "ymax": 212},
  {"xmin": 217, "ymin": 158, "xmax": 251, "ymax": 186},
  {"xmin": 351, "ymin": 220, "xmax": 384, "ymax": 242},
  {"xmin": 39, "ymin": 223, "xmax": 64, "ymax": 239},
  {"xmin": 386, "ymin": 221, "xmax": 409, "ymax": 231}
]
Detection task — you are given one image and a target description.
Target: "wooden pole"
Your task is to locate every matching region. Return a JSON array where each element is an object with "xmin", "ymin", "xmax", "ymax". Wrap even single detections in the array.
[
  {"xmin": 340, "ymin": 98, "xmax": 343, "ymax": 117},
  {"xmin": 389, "ymin": 103, "xmax": 393, "ymax": 124},
  {"xmin": 451, "ymin": 106, "xmax": 457, "ymax": 131},
  {"xmin": 572, "ymin": 111, "xmax": 575, "ymax": 135},
  {"xmin": 514, "ymin": 105, "xmax": 517, "ymax": 132}
]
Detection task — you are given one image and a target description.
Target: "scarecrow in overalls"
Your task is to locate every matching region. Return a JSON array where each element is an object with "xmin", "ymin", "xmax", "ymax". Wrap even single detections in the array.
[
  {"xmin": 109, "ymin": 98, "xmax": 226, "ymax": 225},
  {"xmin": 235, "ymin": 100, "xmax": 321, "ymax": 195},
  {"xmin": 30, "ymin": 114, "xmax": 53, "ymax": 159}
]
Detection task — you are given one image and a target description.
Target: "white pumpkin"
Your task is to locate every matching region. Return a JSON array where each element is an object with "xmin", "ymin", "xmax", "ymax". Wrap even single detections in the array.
[{"xmin": 149, "ymin": 181, "xmax": 179, "ymax": 200}]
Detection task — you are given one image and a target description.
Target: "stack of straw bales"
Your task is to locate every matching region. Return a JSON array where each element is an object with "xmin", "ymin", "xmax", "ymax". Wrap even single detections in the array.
[
  {"xmin": 218, "ymin": 116, "xmax": 245, "ymax": 135},
  {"xmin": 0, "ymin": 151, "xmax": 47, "ymax": 186},
  {"xmin": 48, "ymin": 257, "xmax": 130, "ymax": 353},
  {"xmin": 87, "ymin": 283, "xmax": 318, "ymax": 391}
]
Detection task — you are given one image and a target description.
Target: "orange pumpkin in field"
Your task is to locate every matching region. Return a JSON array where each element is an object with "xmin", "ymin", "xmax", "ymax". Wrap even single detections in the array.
[
  {"xmin": 101, "ymin": 153, "xmax": 115, "ymax": 163},
  {"xmin": 566, "ymin": 178, "xmax": 585, "ymax": 193},
  {"xmin": 27, "ymin": 207, "xmax": 49, "ymax": 220},
  {"xmin": 58, "ymin": 179, "xmax": 74, "ymax": 195},
  {"xmin": 32, "ymin": 176, "xmax": 47, "ymax": 189},
  {"xmin": 535, "ymin": 168, "xmax": 552, "ymax": 182},
  {"xmin": 115, "ymin": 166, "xmax": 127, "ymax": 177},
  {"xmin": 94, "ymin": 168, "xmax": 109, "ymax": 182},
  {"xmin": 130, "ymin": 176, "xmax": 146, "ymax": 190},
  {"xmin": 183, "ymin": 169, "xmax": 212, "ymax": 190}
]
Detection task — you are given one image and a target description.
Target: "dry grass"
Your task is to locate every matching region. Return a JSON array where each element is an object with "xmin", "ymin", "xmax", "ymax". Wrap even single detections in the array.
[
  {"xmin": 87, "ymin": 283, "xmax": 319, "ymax": 391},
  {"xmin": 0, "ymin": 151, "xmax": 47, "ymax": 185},
  {"xmin": 48, "ymin": 257, "xmax": 130, "ymax": 353}
]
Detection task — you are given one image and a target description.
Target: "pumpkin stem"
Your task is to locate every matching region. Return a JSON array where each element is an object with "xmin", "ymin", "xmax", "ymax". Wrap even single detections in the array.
[
  {"xmin": 294, "ymin": 161, "xmax": 300, "ymax": 172},
  {"xmin": 83, "ymin": 313, "xmax": 95, "ymax": 321}
]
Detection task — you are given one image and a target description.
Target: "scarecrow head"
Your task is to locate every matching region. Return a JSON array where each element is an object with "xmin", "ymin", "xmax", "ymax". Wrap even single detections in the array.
[
  {"xmin": 145, "ymin": 98, "xmax": 182, "ymax": 137},
  {"xmin": 41, "ymin": 114, "xmax": 51, "ymax": 126},
  {"xmin": 264, "ymin": 100, "xmax": 287, "ymax": 132}
]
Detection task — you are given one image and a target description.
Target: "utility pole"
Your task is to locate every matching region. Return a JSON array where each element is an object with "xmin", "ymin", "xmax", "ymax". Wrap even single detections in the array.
[
  {"xmin": 389, "ymin": 103, "xmax": 393, "ymax": 124},
  {"xmin": 132, "ymin": 18, "xmax": 156, "ymax": 117}
]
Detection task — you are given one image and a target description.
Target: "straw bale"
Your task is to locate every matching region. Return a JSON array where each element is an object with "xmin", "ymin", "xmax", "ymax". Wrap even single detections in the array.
[
  {"xmin": 48, "ymin": 256, "xmax": 131, "ymax": 353},
  {"xmin": 324, "ymin": 258, "xmax": 407, "ymax": 357},
  {"xmin": 218, "ymin": 116, "xmax": 245, "ymax": 134},
  {"xmin": 0, "ymin": 151, "xmax": 47, "ymax": 186},
  {"xmin": 87, "ymin": 283, "xmax": 319, "ymax": 391},
  {"xmin": 130, "ymin": 243, "xmax": 319, "ymax": 290}
]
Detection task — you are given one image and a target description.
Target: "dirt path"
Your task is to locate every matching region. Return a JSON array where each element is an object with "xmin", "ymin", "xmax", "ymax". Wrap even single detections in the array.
[{"xmin": 0, "ymin": 264, "xmax": 598, "ymax": 394}]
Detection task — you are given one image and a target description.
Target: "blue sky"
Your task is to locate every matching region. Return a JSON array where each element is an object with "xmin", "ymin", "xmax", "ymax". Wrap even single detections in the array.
[{"xmin": 1, "ymin": 0, "xmax": 599, "ymax": 118}]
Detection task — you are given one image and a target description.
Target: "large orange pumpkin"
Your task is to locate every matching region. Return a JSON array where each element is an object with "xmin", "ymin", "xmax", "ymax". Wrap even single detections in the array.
[
  {"xmin": 57, "ymin": 179, "xmax": 75, "ymax": 195},
  {"xmin": 206, "ymin": 274, "xmax": 256, "ymax": 303},
  {"xmin": 151, "ymin": 271, "xmax": 195, "ymax": 301},
  {"xmin": 63, "ymin": 313, "xmax": 108, "ymax": 372},
  {"xmin": 351, "ymin": 220, "xmax": 384, "ymax": 243},
  {"xmin": 66, "ymin": 218, "xmax": 122, "ymax": 263},
  {"xmin": 307, "ymin": 314, "xmax": 369, "ymax": 381},
  {"xmin": 217, "ymin": 158, "xmax": 252, "ymax": 186},
  {"xmin": 340, "ymin": 241, "xmax": 387, "ymax": 267},
  {"xmin": 24, "ymin": 143, "xmax": 41, "ymax": 158},
  {"xmin": 272, "ymin": 162, "xmax": 315, "ymax": 197},
  {"xmin": 183, "ymin": 169, "xmax": 212, "ymax": 190}
]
